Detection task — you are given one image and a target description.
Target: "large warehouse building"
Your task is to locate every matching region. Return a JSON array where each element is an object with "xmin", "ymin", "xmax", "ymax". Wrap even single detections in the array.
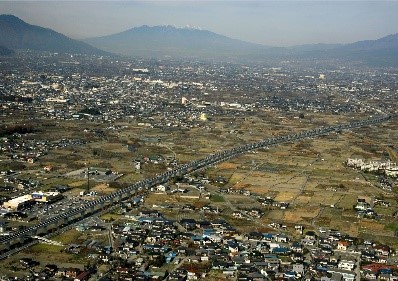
[
  {"xmin": 2, "ymin": 191, "xmax": 63, "ymax": 211},
  {"xmin": 31, "ymin": 191, "xmax": 63, "ymax": 203},
  {"xmin": 3, "ymin": 195, "xmax": 35, "ymax": 211}
]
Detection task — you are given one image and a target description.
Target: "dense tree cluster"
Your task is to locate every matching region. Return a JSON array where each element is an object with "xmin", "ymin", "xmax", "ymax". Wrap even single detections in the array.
[
  {"xmin": 0, "ymin": 94, "xmax": 32, "ymax": 103},
  {"xmin": 0, "ymin": 124, "xmax": 34, "ymax": 137}
]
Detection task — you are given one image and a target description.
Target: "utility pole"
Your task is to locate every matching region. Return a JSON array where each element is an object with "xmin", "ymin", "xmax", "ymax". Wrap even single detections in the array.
[{"xmin": 87, "ymin": 166, "xmax": 90, "ymax": 192}]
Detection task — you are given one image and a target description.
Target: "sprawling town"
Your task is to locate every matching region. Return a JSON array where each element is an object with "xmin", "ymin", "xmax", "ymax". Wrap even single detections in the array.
[{"xmin": 0, "ymin": 51, "xmax": 398, "ymax": 281}]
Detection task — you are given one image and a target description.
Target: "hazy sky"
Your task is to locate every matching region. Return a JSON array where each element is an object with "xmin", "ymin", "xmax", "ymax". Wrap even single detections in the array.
[{"xmin": 1, "ymin": 1, "xmax": 398, "ymax": 46}]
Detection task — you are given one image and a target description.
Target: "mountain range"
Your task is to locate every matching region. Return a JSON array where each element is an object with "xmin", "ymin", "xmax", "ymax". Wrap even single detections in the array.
[
  {"xmin": 331, "ymin": 34, "xmax": 398, "ymax": 66},
  {"xmin": 84, "ymin": 24, "xmax": 270, "ymax": 59},
  {"xmin": 85, "ymin": 26, "xmax": 398, "ymax": 66},
  {"xmin": 1, "ymin": 14, "xmax": 398, "ymax": 65}
]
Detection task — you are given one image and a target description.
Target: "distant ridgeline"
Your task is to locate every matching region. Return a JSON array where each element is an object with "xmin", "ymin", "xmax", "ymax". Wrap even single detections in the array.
[
  {"xmin": 0, "ymin": 14, "xmax": 107, "ymax": 55},
  {"xmin": 0, "ymin": 14, "xmax": 398, "ymax": 65}
]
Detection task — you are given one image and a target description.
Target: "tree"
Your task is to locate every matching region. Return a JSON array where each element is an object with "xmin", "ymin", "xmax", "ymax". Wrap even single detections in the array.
[{"xmin": 149, "ymin": 255, "xmax": 165, "ymax": 267}]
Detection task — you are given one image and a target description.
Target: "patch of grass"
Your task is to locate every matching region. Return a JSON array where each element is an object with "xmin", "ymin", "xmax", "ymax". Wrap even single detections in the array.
[
  {"xmin": 30, "ymin": 243, "xmax": 64, "ymax": 254},
  {"xmin": 100, "ymin": 213, "xmax": 121, "ymax": 221},
  {"xmin": 374, "ymin": 207, "xmax": 394, "ymax": 216},
  {"xmin": 361, "ymin": 172, "xmax": 378, "ymax": 181},
  {"xmin": 53, "ymin": 229, "xmax": 82, "ymax": 244},
  {"xmin": 68, "ymin": 253, "xmax": 88, "ymax": 263},
  {"xmin": 117, "ymin": 173, "xmax": 143, "ymax": 183},
  {"xmin": 385, "ymin": 223, "xmax": 398, "ymax": 232},
  {"xmin": 210, "ymin": 194, "xmax": 225, "ymax": 202}
]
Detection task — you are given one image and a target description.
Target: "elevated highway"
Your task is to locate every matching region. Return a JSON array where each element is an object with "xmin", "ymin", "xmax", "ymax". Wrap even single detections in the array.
[{"xmin": 0, "ymin": 114, "xmax": 392, "ymax": 259}]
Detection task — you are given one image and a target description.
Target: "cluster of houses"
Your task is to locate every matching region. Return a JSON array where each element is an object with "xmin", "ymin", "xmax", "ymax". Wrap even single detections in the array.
[
  {"xmin": 5, "ymin": 51, "xmax": 398, "ymax": 138},
  {"xmin": 0, "ymin": 136, "xmax": 86, "ymax": 164},
  {"xmin": 149, "ymin": 175, "xmax": 210, "ymax": 201},
  {"xmin": 353, "ymin": 198, "xmax": 378, "ymax": 219},
  {"xmin": 112, "ymin": 210, "xmax": 392, "ymax": 280},
  {"xmin": 1, "ymin": 173, "xmax": 39, "ymax": 192},
  {"xmin": 258, "ymin": 197, "xmax": 290, "ymax": 210},
  {"xmin": 233, "ymin": 208, "xmax": 264, "ymax": 219},
  {"xmin": 346, "ymin": 158, "xmax": 398, "ymax": 178},
  {"xmin": 18, "ymin": 260, "xmax": 91, "ymax": 281},
  {"xmin": 8, "ymin": 205, "xmax": 395, "ymax": 281}
]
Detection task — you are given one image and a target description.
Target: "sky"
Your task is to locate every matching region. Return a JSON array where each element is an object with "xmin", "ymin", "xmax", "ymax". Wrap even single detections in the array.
[{"xmin": 1, "ymin": 1, "xmax": 398, "ymax": 47}]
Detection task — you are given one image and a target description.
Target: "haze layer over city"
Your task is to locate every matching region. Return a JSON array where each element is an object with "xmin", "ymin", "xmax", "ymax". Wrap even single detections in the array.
[
  {"xmin": 0, "ymin": 1, "xmax": 397, "ymax": 281},
  {"xmin": 2, "ymin": 1, "xmax": 398, "ymax": 46}
]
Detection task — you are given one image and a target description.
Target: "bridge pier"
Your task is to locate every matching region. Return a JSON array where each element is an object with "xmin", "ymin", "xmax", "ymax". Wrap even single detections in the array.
[
  {"xmin": 84, "ymin": 205, "xmax": 95, "ymax": 216},
  {"xmin": 35, "ymin": 226, "xmax": 48, "ymax": 236},
  {"xmin": 63, "ymin": 211, "xmax": 82, "ymax": 225},
  {"xmin": 0, "ymin": 240, "xmax": 11, "ymax": 253}
]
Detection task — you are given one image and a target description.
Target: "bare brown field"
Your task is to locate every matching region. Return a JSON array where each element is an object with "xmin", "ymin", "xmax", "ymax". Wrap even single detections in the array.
[
  {"xmin": 218, "ymin": 162, "xmax": 240, "ymax": 170},
  {"xmin": 228, "ymin": 173, "xmax": 246, "ymax": 185},
  {"xmin": 335, "ymin": 193, "xmax": 357, "ymax": 209},
  {"xmin": 223, "ymin": 194, "xmax": 257, "ymax": 204},
  {"xmin": 305, "ymin": 191, "xmax": 343, "ymax": 206},
  {"xmin": 283, "ymin": 206, "xmax": 321, "ymax": 222},
  {"xmin": 360, "ymin": 220, "xmax": 386, "ymax": 232},
  {"xmin": 294, "ymin": 195, "xmax": 312, "ymax": 205},
  {"xmin": 144, "ymin": 193, "xmax": 177, "ymax": 206},
  {"xmin": 330, "ymin": 219, "xmax": 358, "ymax": 236},
  {"xmin": 69, "ymin": 180, "xmax": 87, "ymax": 188},
  {"xmin": 273, "ymin": 190, "xmax": 300, "ymax": 202},
  {"xmin": 91, "ymin": 183, "xmax": 116, "ymax": 194},
  {"xmin": 233, "ymin": 182, "xmax": 254, "ymax": 190}
]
